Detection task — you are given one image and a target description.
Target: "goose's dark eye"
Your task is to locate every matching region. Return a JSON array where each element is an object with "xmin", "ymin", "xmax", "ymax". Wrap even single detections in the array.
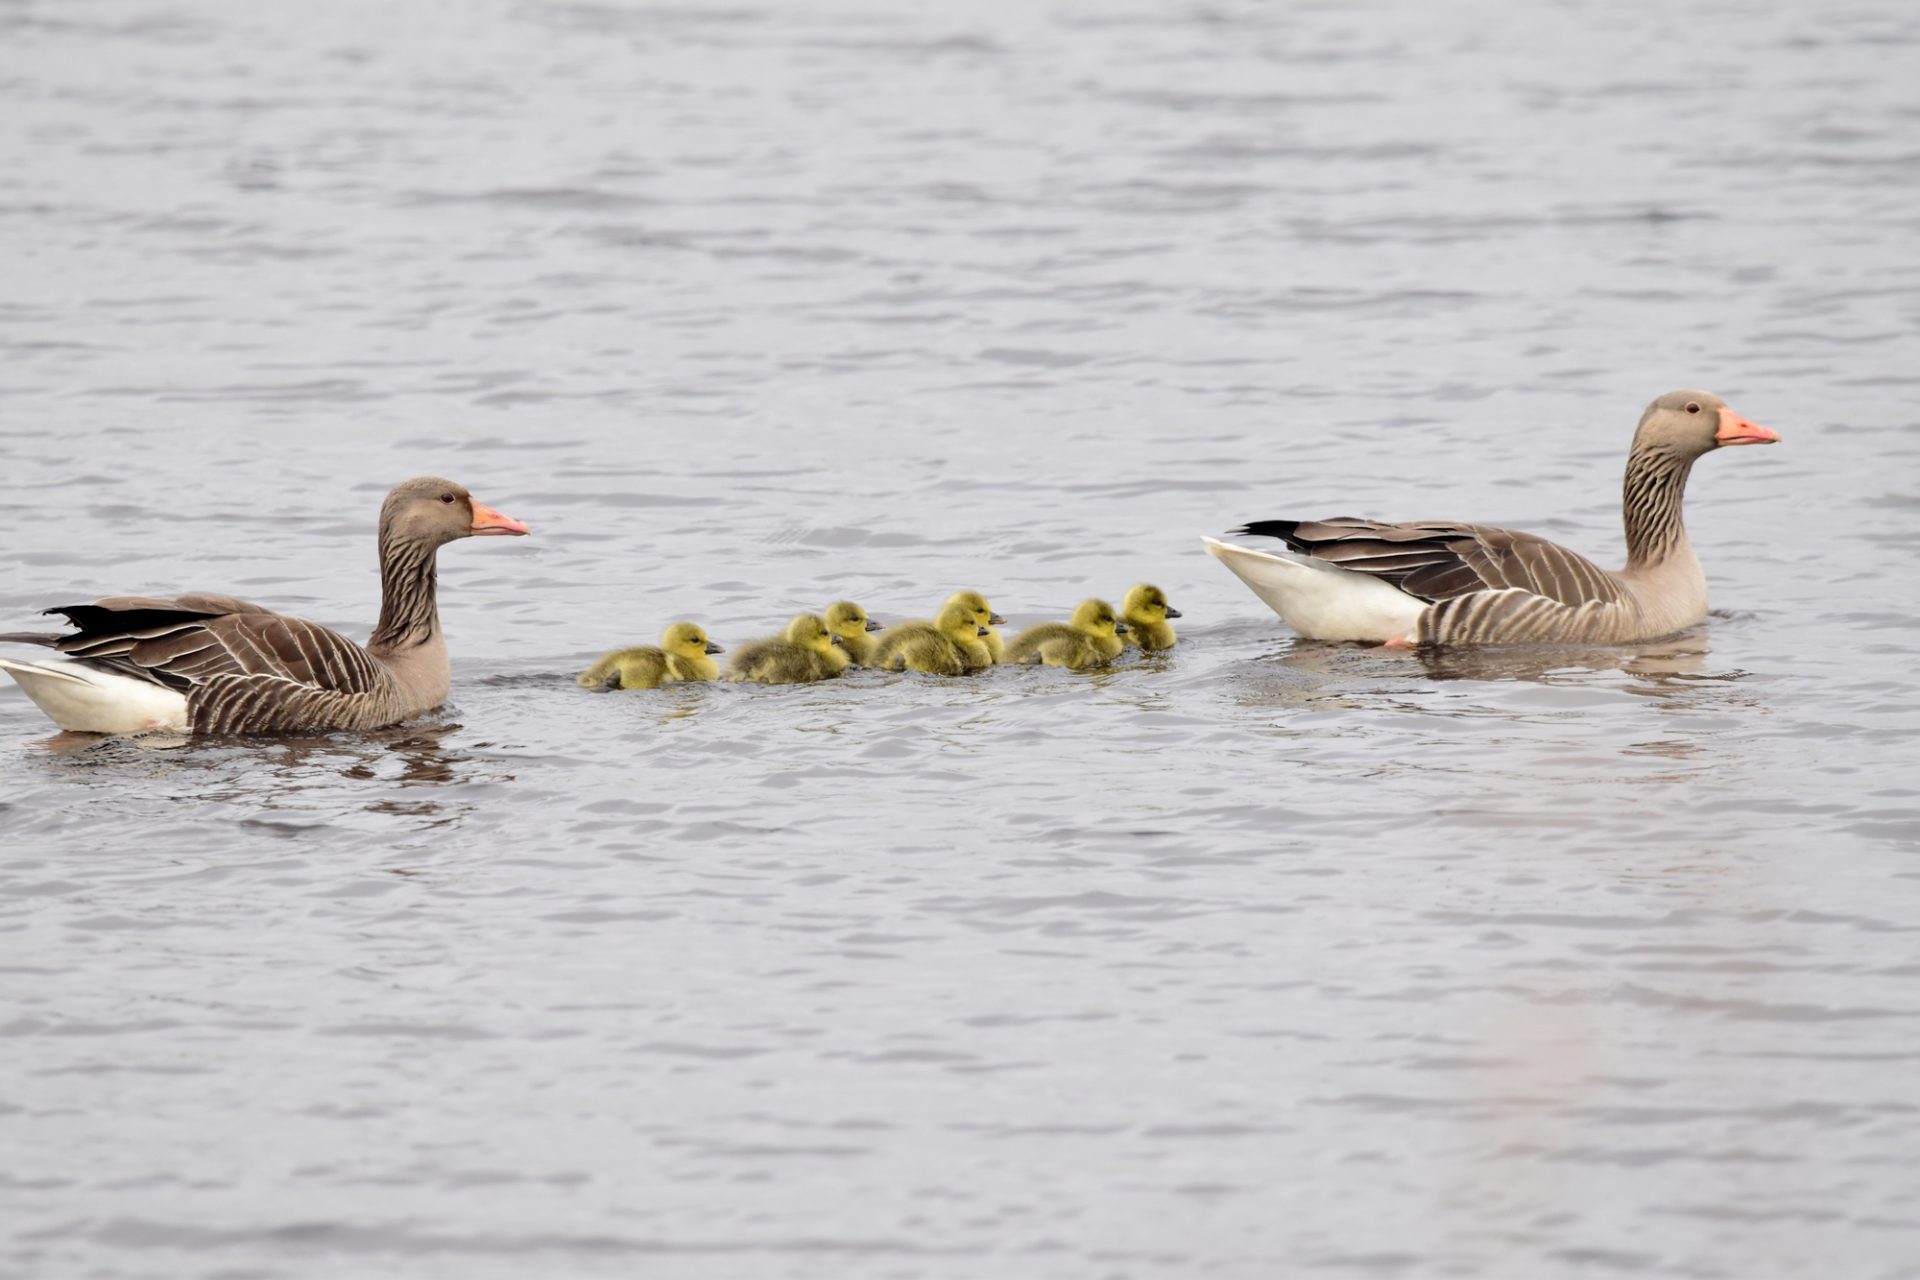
[
  {"xmin": 1684, "ymin": 402, "xmax": 1701, "ymax": 415},
  {"xmin": 440, "ymin": 492, "xmax": 456, "ymax": 504}
]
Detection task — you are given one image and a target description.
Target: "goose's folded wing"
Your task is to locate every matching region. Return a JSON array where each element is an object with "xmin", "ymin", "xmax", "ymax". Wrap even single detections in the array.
[
  {"xmin": 44, "ymin": 597, "xmax": 384, "ymax": 694},
  {"xmin": 1231, "ymin": 518, "xmax": 1625, "ymax": 607}
]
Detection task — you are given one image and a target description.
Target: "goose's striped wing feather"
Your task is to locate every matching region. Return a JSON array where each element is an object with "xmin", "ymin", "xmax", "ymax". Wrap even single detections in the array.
[
  {"xmin": 1233, "ymin": 518, "xmax": 1626, "ymax": 608},
  {"xmin": 44, "ymin": 597, "xmax": 385, "ymax": 696}
]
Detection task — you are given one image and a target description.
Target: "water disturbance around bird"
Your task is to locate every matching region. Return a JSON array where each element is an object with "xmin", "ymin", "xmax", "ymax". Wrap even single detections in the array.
[{"xmin": 2, "ymin": 2, "xmax": 1918, "ymax": 1278}]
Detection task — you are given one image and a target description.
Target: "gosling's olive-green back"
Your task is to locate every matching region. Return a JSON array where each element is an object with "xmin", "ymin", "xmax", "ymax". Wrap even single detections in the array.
[
  {"xmin": 1007, "ymin": 598, "xmax": 1127, "ymax": 667},
  {"xmin": 727, "ymin": 615, "xmax": 845, "ymax": 685}
]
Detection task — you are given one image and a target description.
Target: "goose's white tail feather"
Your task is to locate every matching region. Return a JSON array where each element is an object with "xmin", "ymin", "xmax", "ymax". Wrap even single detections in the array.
[
  {"xmin": 0, "ymin": 659, "xmax": 189, "ymax": 734},
  {"xmin": 1202, "ymin": 537, "xmax": 1425, "ymax": 642}
]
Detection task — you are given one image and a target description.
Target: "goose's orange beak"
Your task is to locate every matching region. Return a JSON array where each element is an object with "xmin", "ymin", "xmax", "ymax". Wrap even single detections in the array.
[
  {"xmin": 470, "ymin": 499, "xmax": 531, "ymax": 536},
  {"xmin": 1715, "ymin": 406, "xmax": 1780, "ymax": 447}
]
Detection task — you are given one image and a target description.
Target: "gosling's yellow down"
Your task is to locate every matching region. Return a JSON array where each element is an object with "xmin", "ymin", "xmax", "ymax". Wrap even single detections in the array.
[
  {"xmin": 1005, "ymin": 599, "xmax": 1129, "ymax": 670},
  {"xmin": 944, "ymin": 590, "xmax": 1006, "ymax": 665},
  {"xmin": 1121, "ymin": 583, "xmax": 1182, "ymax": 652},
  {"xmin": 579, "ymin": 622, "xmax": 724, "ymax": 690},
  {"xmin": 726, "ymin": 614, "xmax": 848, "ymax": 685},
  {"xmin": 871, "ymin": 600, "xmax": 990, "ymax": 676},
  {"xmin": 824, "ymin": 600, "xmax": 885, "ymax": 666}
]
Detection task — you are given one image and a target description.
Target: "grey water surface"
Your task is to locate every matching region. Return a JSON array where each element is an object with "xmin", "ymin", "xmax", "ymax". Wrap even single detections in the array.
[{"xmin": 3, "ymin": 1, "xmax": 1919, "ymax": 1277}]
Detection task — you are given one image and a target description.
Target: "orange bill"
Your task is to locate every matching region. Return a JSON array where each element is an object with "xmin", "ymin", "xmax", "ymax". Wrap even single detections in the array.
[
  {"xmin": 470, "ymin": 499, "xmax": 531, "ymax": 535},
  {"xmin": 1715, "ymin": 406, "xmax": 1781, "ymax": 447}
]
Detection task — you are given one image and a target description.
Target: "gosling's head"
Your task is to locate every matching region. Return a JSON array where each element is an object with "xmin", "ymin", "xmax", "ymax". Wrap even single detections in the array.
[
  {"xmin": 785, "ymin": 614, "xmax": 840, "ymax": 653},
  {"xmin": 945, "ymin": 590, "xmax": 1006, "ymax": 629},
  {"xmin": 824, "ymin": 600, "xmax": 884, "ymax": 639},
  {"xmin": 1070, "ymin": 598, "xmax": 1126, "ymax": 638},
  {"xmin": 1122, "ymin": 583, "xmax": 1181, "ymax": 623},
  {"xmin": 936, "ymin": 600, "xmax": 990, "ymax": 640},
  {"xmin": 661, "ymin": 621, "xmax": 724, "ymax": 661}
]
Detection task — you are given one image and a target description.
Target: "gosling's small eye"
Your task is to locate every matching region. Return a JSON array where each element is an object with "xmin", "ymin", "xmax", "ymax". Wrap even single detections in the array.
[
  {"xmin": 440, "ymin": 492, "xmax": 456, "ymax": 503},
  {"xmin": 1684, "ymin": 402, "xmax": 1701, "ymax": 415}
]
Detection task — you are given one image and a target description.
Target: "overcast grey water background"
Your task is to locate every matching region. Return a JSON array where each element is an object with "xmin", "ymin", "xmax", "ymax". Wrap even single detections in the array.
[{"xmin": 3, "ymin": 1, "xmax": 1919, "ymax": 1277}]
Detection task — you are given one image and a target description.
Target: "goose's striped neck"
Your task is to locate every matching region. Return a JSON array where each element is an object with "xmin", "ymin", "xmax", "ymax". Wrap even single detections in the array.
[
  {"xmin": 369, "ymin": 536, "xmax": 440, "ymax": 651},
  {"xmin": 1622, "ymin": 445, "xmax": 1696, "ymax": 571}
]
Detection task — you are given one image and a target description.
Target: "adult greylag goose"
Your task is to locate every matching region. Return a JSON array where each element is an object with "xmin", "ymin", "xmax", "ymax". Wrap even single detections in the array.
[
  {"xmin": 0, "ymin": 477, "xmax": 529, "ymax": 735},
  {"xmin": 1203, "ymin": 390, "xmax": 1779, "ymax": 646}
]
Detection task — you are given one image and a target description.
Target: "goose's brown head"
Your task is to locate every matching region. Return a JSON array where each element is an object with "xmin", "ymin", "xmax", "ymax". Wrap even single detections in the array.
[
  {"xmin": 1635, "ymin": 390, "xmax": 1780, "ymax": 459},
  {"xmin": 381, "ymin": 477, "xmax": 531, "ymax": 548}
]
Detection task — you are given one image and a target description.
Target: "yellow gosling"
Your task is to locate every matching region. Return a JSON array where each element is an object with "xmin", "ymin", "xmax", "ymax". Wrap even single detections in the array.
[
  {"xmin": 726, "ymin": 614, "xmax": 847, "ymax": 685},
  {"xmin": 824, "ymin": 600, "xmax": 885, "ymax": 666},
  {"xmin": 944, "ymin": 590, "xmax": 1006, "ymax": 665},
  {"xmin": 1120, "ymin": 583, "xmax": 1182, "ymax": 652},
  {"xmin": 579, "ymin": 622, "xmax": 724, "ymax": 690},
  {"xmin": 871, "ymin": 600, "xmax": 990, "ymax": 676},
  {"xmin": 1005, "ymin": 599, "xmax": 1129, "ymax": 670}
]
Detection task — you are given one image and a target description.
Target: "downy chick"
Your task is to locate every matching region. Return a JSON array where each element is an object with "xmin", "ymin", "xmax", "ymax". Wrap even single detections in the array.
[
  {"xmin": 944, "ymin": 590, "xmax": 1006, "ymax": 665},
  {"xmin": 579, "ymin": 622, "xmax": 724, "ymax": 690},
  {"xmin": 871, "ymin": 600, "xmax": 990, "ymax": 676},
  {"xmin": 726, "ymin": 614, "xmax": 847, "ymax": 685},
  {"xmin": 1005, "ymin": 599, "xmax": 1129, "ymax": 670},
  {"xmin": 824, "ymin": 600, "xmax": 885, "ymax": 666},
  {"xmin": 1120, "ymin": 583, "xmax": 1182, "ymax": 652}
]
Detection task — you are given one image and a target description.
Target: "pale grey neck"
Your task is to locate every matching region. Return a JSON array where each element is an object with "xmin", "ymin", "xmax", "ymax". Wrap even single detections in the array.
[
  {"xmin": 369, "ymin": 536, "xmax": 441, "ymax": 653},
  {"xmin": 378, "ymin": 626, "xmax": 451, "ymax": 713},
  {"xmin": 1622, "ymin": 445, "xmax": 1696, "ymax": 571}
]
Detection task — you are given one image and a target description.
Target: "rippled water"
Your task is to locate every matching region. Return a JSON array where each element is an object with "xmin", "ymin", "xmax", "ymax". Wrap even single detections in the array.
[{"xmin": 4, "ymin": 1, "xmax": 1919, "ymax": 1276}]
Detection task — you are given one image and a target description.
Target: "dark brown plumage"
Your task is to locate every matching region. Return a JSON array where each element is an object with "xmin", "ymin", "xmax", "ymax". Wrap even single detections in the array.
[
  {"xmin": 1208, "ymin": 390, "xmax": 1781, "ymax": 645},
  {"xmin": 1230, "ymin": 519, "xmax": 1631, "ymax": 612},
  {"xmin": 1, "ymin": 478, "xmax": 529, "ymax": 735}
]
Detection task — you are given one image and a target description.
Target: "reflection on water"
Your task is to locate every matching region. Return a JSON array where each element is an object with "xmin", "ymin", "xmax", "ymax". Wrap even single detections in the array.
[
  {"xmin": 36, "ymin": 729, "xmax": 193, "ymax": 756},
  {"xmin": 1413, "ymin": 630, "xmax": 1716, "ymax": 684},
  {"xmin": 336, "ymin": 722, "xmax": 469, "ymax": 786},
  {"xmin": 25, "ymin": 719, "xmax": 496, "ymax": 827},
  {"xmin": 1251, "ymin": 627, "xmax": 1757, "ymax": 712}
]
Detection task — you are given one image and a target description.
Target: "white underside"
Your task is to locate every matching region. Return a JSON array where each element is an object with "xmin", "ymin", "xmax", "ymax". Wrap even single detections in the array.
[
  {"xmin": 1202, "ymin": 536, "xmax": 1426, "ymax": 642},
  {"xmin": 0, "ymin": 658, "xmax": 190, "ymax": 734}
]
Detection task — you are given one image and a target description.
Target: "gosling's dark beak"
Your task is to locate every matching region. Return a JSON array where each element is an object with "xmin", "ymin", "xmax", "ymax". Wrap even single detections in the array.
[
  {"xmin": 1114, "ymin": 622, "xmax": 1130, "ymax": 634},
  {"xmin": 976, "ymin": 626, "xmax": 989, "ymax": 636},
  {"xmin": 988, "ymin": 612, "xmax": 1006, "ymax": 626},
  {"xmin": 864, "ymin": 618, "xmax": 885, "ymax": 632},
  {"xmin": 1165, "ymin": 607, "xmax": 1183, "ymax": 619},
  {"xmin": 603, "ymin": 672, "xmax": 623, "ymax": 690},
  {"xmin": 704, "ymin": 641, "xmax": 725, "ymax": 655},
  {"xmin": 830, "ymin": 635, "xmax": 846, "ymax": 647}
]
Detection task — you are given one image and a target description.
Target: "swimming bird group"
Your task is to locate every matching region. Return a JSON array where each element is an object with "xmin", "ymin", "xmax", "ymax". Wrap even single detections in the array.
[
  {"xmin": 0, "ymin": 389, "xmax": 1777, "ymax": 736},
  {"xmin": 578, "ymin": 587, "xmax": 1180, "ymax": 690}
]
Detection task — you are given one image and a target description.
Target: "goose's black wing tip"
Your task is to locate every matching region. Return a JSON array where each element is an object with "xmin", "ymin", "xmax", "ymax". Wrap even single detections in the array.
[{"xmin": 1223, "ymin": 519, "xmax": 1304, "ymax": 545}]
